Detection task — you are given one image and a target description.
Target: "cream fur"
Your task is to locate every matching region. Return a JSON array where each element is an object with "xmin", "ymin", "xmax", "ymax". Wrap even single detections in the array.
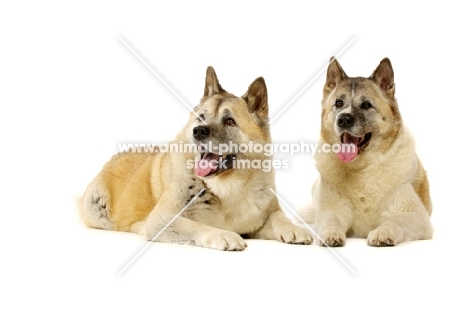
[
  {"xmin": 301, "ymin": 57, "xmax": 432, "ymax": 247},
  {"xmin": 79, "ymin": 67, "xmax": 312, "ymax": 251}
]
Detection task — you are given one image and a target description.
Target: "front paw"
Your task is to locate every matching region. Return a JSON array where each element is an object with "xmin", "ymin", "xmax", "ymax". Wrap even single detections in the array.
[
  {"xmin": 276, "ymin": 224, "xmax": 313, "ymax": 245},
  {"xmin": 367, "ymin": 225, "xmax": 402, "ymax": 247},
  {"xmin": 199, "ymin": 230, "xmax": 247, "ymax": 251},
  {"xmin": 319, "ymin": 226, "xmax": 346, "ymax": 247}
]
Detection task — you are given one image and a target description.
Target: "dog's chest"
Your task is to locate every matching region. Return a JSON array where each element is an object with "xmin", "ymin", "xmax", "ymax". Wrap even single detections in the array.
[
  {"xmin": 341, "ymin": 181, "xmax": 390, "ymax": 235},
  {"xmin": 334, "ymin": 166, "xmax": 394, "ymax": 212},
  {"xmin": 184, "ymin": 185, "xmax": 269, "ymax": 234},
  {"xmin": 347, "ymin": 187, "xmax": 381, "ymax": 213},
  {"xmin": 219, "ymin": 193, "xmax": 269, "ymax": 233}
]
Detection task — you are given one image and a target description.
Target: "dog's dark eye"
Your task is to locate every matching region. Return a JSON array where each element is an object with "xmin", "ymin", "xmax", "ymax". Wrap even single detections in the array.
[
  {"xmin": 225, "ymin": 118, "xmax": 236, "ymax": 126},
  {"xmin": 335, "ymin": 99, "xmax": 344, "ymax": 108},
  {"xmin": 198, "ymin": 114, "xmax": 205, "ymax": 121},
  {"xmin": 361, "ymin": 101, "xmax": 373, "ymax": 110}
]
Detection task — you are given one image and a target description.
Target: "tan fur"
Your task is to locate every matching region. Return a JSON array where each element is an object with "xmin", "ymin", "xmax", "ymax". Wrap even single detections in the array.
[
  {"xmin": 80, "ymin": 66, "xmax": 312, "ymax": 251},
  {"xmin": 302, "ymin": 57, "xmax": 432, "ymax": 246}
]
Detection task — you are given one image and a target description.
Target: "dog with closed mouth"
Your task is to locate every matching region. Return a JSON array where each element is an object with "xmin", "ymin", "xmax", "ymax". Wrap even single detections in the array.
[
  {"xmin": 301, "ymin": 57, "xmax": 432, "ymax": 246},
  {"xmin": 79, "ymin": 66, "xmax": 312, "ymax": 250}
]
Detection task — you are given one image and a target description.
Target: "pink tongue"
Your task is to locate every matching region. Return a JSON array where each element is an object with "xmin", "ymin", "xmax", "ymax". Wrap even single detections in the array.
[
  {"xmin": 337, "ymin": 144, "xmax": 358, "ymax": 163},
  {"xmin": 194, "ymin": 154, "xmax": 219, "ymax": 177},
  {"xmin": 194, "ymin": 159, "xmax": 212, "ymax": 177},
  {"xmin": 336, "ymin": 134, "xmax": 359, "ymax": 163}
]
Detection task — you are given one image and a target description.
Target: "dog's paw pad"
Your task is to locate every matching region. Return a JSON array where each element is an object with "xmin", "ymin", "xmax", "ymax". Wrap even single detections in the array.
[
  {"xmin": 367, "ymin": 226, "xmax": 401, "ymax": 247},
  {"xmin": 319, "ymin": 226, "xmax": 346, "ymax": 247}
]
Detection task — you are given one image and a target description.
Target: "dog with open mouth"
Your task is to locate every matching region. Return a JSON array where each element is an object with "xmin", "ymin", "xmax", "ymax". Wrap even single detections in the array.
[
  {"xmin": 79, "ymin": 66, "xmax": 312, "ymax": 250},
  {"xmin": 301, "ymin": 57, "xmax": 433, "ymax": 246}
]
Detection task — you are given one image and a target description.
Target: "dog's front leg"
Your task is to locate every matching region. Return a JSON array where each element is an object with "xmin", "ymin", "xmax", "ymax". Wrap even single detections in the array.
[
  {"xmin": 145, "ymin": 187, "xmax": 247, "ymax": 251},
  {"xmin": 254, "ymin": 206, "xmax": 313, "ymax": 245},
  {"xmin": 315, "ymin": 190, "xmax": 352, "ymax": 247},
  {"xmin": 367, "ymin": 184, "xmax": 432, "ymax": 246},
  {"xmin": 315, "ymin": 209, "xmax": 349, "ymax": 247}
]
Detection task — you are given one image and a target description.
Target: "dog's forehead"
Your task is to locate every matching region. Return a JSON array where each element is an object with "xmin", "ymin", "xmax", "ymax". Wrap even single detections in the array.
[
  {"xmin": 197, "ymin": 96, "xmax": 247, "ymax": 115},
  {"xmin": 335, "ymin": 78, "xmax": 380, "ymax": 100}
]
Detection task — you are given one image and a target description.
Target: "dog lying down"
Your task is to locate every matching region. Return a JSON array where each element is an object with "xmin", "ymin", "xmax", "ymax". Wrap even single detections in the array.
[
  {"xmin": 79, "ymin": 66, "xmax": 313, "ymax": 250},
  {"xmin": 300, "ymin": 57, "xmax": 432, "ymax": 247}
]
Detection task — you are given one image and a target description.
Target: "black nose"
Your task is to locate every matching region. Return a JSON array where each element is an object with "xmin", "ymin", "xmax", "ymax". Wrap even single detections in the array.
[
  {"xmin": 337, "ymin": 113, "xmax": 355, "ymax": 129},
  {"xmin": 193, "ymin": 126, "xmax": 210, "ymax": 140}
]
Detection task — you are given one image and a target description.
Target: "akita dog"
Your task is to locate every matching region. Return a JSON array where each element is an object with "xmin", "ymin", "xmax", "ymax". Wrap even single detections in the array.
[
  {"xmin": 79, "ymin": 66, "xmax": 312, "ymax": 250},
  {"xmin": 302, "ymin": 57, "xmax": 432, "ymax": 246}
]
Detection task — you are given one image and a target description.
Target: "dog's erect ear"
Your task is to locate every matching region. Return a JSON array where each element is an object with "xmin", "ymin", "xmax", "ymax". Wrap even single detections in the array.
[
  {"xmin": 204, "ymin": 66, "xmax": 228, "ymax": 98},
  {"xmin": 242, "ymin": 77, "xmax": 268, "ymax": 122},
  {"xmin": 324, "ymin": 57, "xmax": 347, "ymax": 94},
  {"xmin": 370, "ymin": 58, "xmax": 395, "ymax": 99}
]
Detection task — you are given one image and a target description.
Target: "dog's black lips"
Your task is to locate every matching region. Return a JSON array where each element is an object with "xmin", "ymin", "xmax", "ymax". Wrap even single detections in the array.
[{"xmin": 341, "ymin": 132, "xmax": 372, "ymax": 154}]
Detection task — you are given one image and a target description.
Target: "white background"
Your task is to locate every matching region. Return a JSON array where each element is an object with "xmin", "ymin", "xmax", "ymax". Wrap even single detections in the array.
[{"xmin": 1, "ymin": 1, "xmax": 467, "ymax": 310}]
